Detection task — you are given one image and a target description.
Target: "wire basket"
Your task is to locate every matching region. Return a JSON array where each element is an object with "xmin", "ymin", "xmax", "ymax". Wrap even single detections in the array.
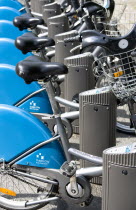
[
  {"xmin": 93, "ymin": 0, "xmax": 136, "ymax": 37},
  {"xmin": 111, "ymin": 0, "xmax": 127, "ymax": 21},
  {"xmin": 101, "ymin": 12, "xmax": 136, "ymax": 37},
  {"xmin": 93, "ymin": 49, "xmax": 136, "ymax": 100}
]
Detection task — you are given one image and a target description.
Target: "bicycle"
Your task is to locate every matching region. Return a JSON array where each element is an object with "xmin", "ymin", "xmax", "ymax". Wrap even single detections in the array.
[
  {"xmin": 0, "ymin": 55, "xmax": 103, "ymax": 210},
  {"xmin": 91, "ymin": 24, "xmax": 136, "ymax": 134},
  {"xmin": 0, "ymin": 4, "xmax": 78, "ymax": 139},
  {"xmin": 92, "ymin": 2, "xmax": 136, "ymax": 134}
]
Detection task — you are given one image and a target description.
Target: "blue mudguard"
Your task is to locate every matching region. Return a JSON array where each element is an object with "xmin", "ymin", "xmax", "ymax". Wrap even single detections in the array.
[
  {"xmin": 0, "ymin": 64, "xmax": 52, "ymax": 114},
  {"xmin": 0, "ymin": 38, "xmax": 31, "ymax": 66},
  {"xmin": 0, "ymin": 1, "xmax": 25, "ymax": 14},
  {"xmin": 0, "ymin": 20, "xmax": 27, "ymax": 39},
  {"xmin": 0, "ymin": 105, "xmax": 65, "ymax": 169},
  {"xmin": 0, "ymin": 7, "xmax": 23, "ymax": 21}
]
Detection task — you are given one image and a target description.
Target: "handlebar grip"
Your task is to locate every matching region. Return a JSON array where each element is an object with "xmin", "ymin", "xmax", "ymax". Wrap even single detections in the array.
[{"xmin": 64, "ymin": 35, "xmax": 80, "ymax": 43}]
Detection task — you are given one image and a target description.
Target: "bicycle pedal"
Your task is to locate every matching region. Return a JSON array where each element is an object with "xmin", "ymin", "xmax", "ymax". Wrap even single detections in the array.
[{"xmin": 60, "ymin": 161, "xmax": 77, "ymax": 177}]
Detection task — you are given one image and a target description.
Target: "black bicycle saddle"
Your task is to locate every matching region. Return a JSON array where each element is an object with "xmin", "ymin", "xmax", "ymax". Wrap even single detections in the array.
[
  {"xmin": 15, "ymin": 32, "xmax": 55, "ymax": 54},
  {"xmin": 83, "ymin": 2, "xmax": 105, "ymax": 16},
  {"xmin": 82, "ymin": 2, "xmax": 109, "ymax": 31},
  {"xmin": 81, "ymin": 24, "xmax": 136, "ymax": 54},
  {"xmin": 16, "ymin": 56, "xmax": 68, "ymax": 84},
  {"xmin": 13, "ymin": 13, "xmax": 44, "ymax": 31}
]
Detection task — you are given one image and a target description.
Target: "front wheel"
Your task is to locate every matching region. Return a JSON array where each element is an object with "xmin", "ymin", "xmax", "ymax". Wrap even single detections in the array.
[{"xmin": 96, "ymin": 75, "xmax": 135, "ymax": 135}]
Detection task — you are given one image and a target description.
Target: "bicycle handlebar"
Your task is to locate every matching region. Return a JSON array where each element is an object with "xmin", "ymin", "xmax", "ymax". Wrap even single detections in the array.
[{"xmin": 81, "ymin": 24, "xmax": 136, "ymax": 54}]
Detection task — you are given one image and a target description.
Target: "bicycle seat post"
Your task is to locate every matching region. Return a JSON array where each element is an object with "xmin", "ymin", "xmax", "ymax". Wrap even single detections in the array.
[{"xmin": 46, "ymin": 80, "xmax": 72, "ymax": 162}]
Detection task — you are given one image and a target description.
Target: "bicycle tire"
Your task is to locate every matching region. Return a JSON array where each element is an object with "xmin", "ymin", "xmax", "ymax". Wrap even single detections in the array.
[{"xmin": 96, "ymin": 74, "xmax": 135, "ymax": 135}]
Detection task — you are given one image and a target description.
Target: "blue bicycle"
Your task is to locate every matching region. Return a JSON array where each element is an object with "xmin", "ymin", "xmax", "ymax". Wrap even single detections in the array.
[{"xmin": 0, "ymin": 55, "xmax": 103, "ymax": 210}]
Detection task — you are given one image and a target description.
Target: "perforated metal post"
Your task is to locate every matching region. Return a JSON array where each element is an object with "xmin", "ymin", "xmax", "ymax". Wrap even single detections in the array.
[
  {"xmin": 55, "ymin": 30, "xmax": 80, "ymax": 98},
  {"xmin": 31, "ymin": 0, "xmax": 54, "ymax": 14},
  {"xmin": 43, "ymin": 3, "xmax": 61, "ymax": 25},
  {"xmin": 40, "ymin": 0, "xmax": 55, "ymax": 13},
  {"xmin": 55, "ymin": 30, "xmax": 79, "ymax": 63},
  {"xmin": 102, "ymin": 143, "xmax": 136, "ymax": 210},
  {"xmin": 80, "ymin": 87, "xmax": 117, "ymax": 184},
  {"xmin": 47, "ymin": 14, "xmax": 69, "ymax": 39},
  {"xmin": 64, "ymin": 53, "xmax": 95, "ymax": 133}
]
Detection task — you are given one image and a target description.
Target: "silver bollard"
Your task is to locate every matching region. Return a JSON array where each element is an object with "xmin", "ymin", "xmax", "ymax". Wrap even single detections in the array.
[
  {"xmin": 55, "ymin": 30, "xmax": 80, "ymax": 98},
  {"xmin": 80, "ymin": 86, "xmax": 117, "ymax": 184},
  {"xmin": 47, "ymin": 14, "xmax": 69, "ymax": 39},
  {"xmin": 43, "ymin": 2, "xmax": 61, "ymax": 25},
  {"xmin": 39, "ymin": 0, "xmax": 54, "ymax": 13},
  {"xmin": 102, "ymin": 143, "xmax": 136, "ymax": 210},
  {"xmin": 55, "ymin": 30, "xmax": 79, "ymax": 63},
  {"xmin": 31, "ymin": 0, "xmax": 54, "ymax": 15},
  {"xmin": 64, "ymin": 53, "xmax": 95, "ymax": 133}
]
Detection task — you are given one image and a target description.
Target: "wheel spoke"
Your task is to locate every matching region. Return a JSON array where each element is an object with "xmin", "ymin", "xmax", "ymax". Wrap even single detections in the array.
[{"xmin": 0, "ymin": 168, "xmax": 55, "ymax": 209}]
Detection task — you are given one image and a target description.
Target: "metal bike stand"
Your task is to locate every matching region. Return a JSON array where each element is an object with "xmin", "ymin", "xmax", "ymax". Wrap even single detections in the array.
[
  {"xmin": 102, "ymin": 143, "xmax": 136, "ymax": 210},
  {"xmin": 47, "ymin": 14, "xmax": 69, "ymax": 39},
  {"xmin": 43, "ymin": 2, "xmax": 61, "ymax": 25},
  {"xmin": 64, "ymin": 53, "xmax": 95, "ymax": 133},
  {"xmin": 55, "ymin": 30, "xmax": 79, "ymax": 98},
  {"xmin": 80, "ymin": 87, "xmax": 117, "ymax": 184},
  {"xmin": 55, "ymin": 30, "xmax": 79, "ymax": 63},
  {"xmin": 39, "ymin": 0, "xmax": 54, "ymax": 14},
  {"xmin": 31, "ymin": 0, "xmax": 54, "ymax": 14}
]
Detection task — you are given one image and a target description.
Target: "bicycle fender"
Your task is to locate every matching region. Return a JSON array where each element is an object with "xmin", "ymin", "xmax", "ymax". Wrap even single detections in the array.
[
  {"xmin": 0, "ymin": 64, "xmax": 52, "ymax": 114},
  {"xmin": 0, "ymin": 105, "xmax": 65, "ymax": 168}
]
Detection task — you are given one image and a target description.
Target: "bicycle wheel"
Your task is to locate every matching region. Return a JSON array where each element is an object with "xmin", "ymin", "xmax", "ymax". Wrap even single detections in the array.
[
  {"xmin": 0, "ymin": 168, "xmax": 56, "ymax": 210},
  {"xmin": 96, "ymin": 75, "xmax": 135, "ymax": 134},
  {"xmin": 116, "ymin": 104, "xmax": 135, "ymax": 134}
]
